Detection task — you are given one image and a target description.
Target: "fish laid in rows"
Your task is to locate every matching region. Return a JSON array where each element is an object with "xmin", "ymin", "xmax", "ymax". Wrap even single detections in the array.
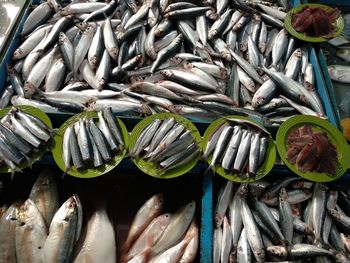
[
  {"xmin": 1, "ymin": 0, "xmax": 325, "ymax": 127},
  {"xmin": 0, "ymin": 107, "xmax": 51, "ymax": 175},
  {"xmin": 204, "ymin": 117, "xmax": 269, "ymax": 179},
  {"xmin": 120, "ymin": 193, "xmax": 198, "ymax": 263},
  {"xmin": 213, "ymin": 177, "xmax": 350, "ymax": 262},
  {"xmin": 286, "ymin": 124, "xmax": 338, "ymax": 175},
  {"xmin": 131, "ymin": 117, "xmax": 200, "ymax": 174},
  {"xmin": 62, "ymin": 107, "xmax": 125, "ymax": 173}
]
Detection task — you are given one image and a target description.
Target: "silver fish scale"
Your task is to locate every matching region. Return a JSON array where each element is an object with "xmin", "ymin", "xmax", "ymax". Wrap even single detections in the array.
[{"xmin": 3, "ymin": 0, "xmax": 325, "ymax": 125}]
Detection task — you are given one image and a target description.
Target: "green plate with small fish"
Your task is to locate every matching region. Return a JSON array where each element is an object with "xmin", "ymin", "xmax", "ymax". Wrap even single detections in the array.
[
  {"xmin": 0, "ymin": 105, "xmax": 52, "ymax": 174},
  {"xmin": 285, "ymin": 3, "xmax": 344, "ymax": 43},
  {"xmin": 52, "ymin": 111, "xmax": 129, "ymax": 178},
  {"xmin": 129, "ymin": 113, "xmax": 202, "ymax": 179},
  {"xmin": 203, "ymin": 116, "xmax": 276, "ymax": 183},
  {"xmin": 276, "ymin": 115, "xmax": 350, "ymax": 182}
]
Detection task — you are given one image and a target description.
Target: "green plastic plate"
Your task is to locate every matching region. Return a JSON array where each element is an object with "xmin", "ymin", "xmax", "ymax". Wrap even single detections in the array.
[
  {"xmin": 129, "ymin": 113, "xmax": 202, "ymax": 179},
  {"xmin": 203, "ymin": 116, "xmax": 277, "ymax": 183},
  {"xmin": 52, "ymin": 111, "xmax": 129, "ymax": 178},
  {"xmin": 276, "ymin": 115, "xmax": 350, "ymax": 182},
  {"xmin": 285, "ymin": 3, "xmax": 344, "ymax": 43},
  {"xmin": 0, "ymin": 105, "xmax": 52, "ymax": 173}
]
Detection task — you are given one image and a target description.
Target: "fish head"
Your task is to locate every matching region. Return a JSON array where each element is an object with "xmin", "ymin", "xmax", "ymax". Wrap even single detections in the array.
[
  {"xmin": 279, "ymin": 187, "xmax": 288, "ymax": 201},
  {"xmin": 219, "ymin": 68, "xmax": 228, "ymax": 79},
  {"xmin": 13, "ymin": 48, "xmax": 23, "ymax": 60},
  {"xmin": 17, "ymin": 199, "xmax": 40, "ymax": 224},
  {"xmin": 182, "ymin": 200, "xmax": 196, "ymax": 222},
  {"xmin": 75, "ymin": 22, "xmax": 88, "ymax": 31},
  {"xmin": 336, "ymin": 49, "xmax": 350, "ymax": 59},
  {"xmin": 327, "ymin": 65, "xmax": 335, "ymax": 76},
  {"xmin": 24, "ymin": 82, "xmax": 37, "ymax": 99},
  {"xmin": 54, "ymin": 195, "xmax": 80, "ymax": 224},
  {"xmin": 60, "ymin": 6, "xmax": 70, "ymax": 16},
  {"xmin": 293, "ymin": 48, "xmax": 302, "ymax": 58},
  {"xmin": 214, "ymin": 212, "xmax": 223, "ymax": 228},
  {"xmin": 158, "ymin": 213, "xmax": 172, "ymax": 231},
  {"xmin": 146, "ymin": 193, "xmax": 164, "ymax": 211},
  {"xmin": 329, "ymin": 209, "xmax": 341, "ymax": 220},
  {"xmin": 266, "ymin": 246, "xmax": 287, "ymax": 257},
  {"xmin": 3, "ymin": 203, "xmax": 21, "ymax": 221},
  {"xmin": 238, "ymin": 183, "xmax": 248, "ymax": 197}
]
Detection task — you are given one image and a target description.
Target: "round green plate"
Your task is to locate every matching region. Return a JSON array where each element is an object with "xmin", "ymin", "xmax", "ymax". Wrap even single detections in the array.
[
  {"xmin": 203, "ymin": 116, "xmax": 277, "ymax": 183},
  {"xmin": 285, "ymin": 3, "xmax": 344, "ymax": 43},
  {"xmin": 129, "ymin": 113, "xmax": 202, "ymax": 179},
  {"xmin": 276, "ymin": 115, "xmax": 350, "ymax": 182},
  {"xmin": 52, "ymin": 111, "xmax": 129, "ymax": 178},
  {"xmin": 0, "ymin": 105, "xmax": 52, "ymax": 173}
]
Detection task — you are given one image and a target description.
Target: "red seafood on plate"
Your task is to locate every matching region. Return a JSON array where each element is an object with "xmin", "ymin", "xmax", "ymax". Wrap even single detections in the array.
[
  {"xmin": 292, "ymin": 6, "xmax": 341, "ymax": 38},
  {"xmin": 286, "ymin": 124, "xmax": 337, "ymax": 175}
]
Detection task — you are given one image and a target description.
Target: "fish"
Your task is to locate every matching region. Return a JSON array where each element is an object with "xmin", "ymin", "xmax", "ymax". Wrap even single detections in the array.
[
  {"xmin": 73, "ymin": 204, "xmax": 116, "ymax": 263},
  {"xmin": 15, "ymin": 199, "xmax": 48, "ymax": 263},
  {"xmin": 1, "ymin": 0, "xmax": 325, "ymax": 128},
  {"xmin": 42, "ymin": 195, "xmax": 83, "ymax": 263},
  {"xmin": 328, "ymin": 65, "xmax": 350, "ymax": 84},
  {"xmin": 121, "ymin": 193, "xmax": 164, "ymax": 255},
  {"xmin": 241, "ymin": 195, "xmax": 265, "ymax": 263},
  {"xmin": 150, "ymin": 201, "xmax": 196, "ymax": 255},
  {"xmin": 336, "ymin": 48, "xmax": 350, "ymax": 62},
  {"xmin": 132, "ymin": 117, "xmax": 198, "ymax": 172},
  {"xmin": 214, "ymin": 177, "xmax": 350, "ymax": 262},
  {"xmin": 214, "ymin": 180, "xmax": 233, "ymax": 228},
  {"xmin": 0, "ymin": 204, "xmax": 20, "ymax": 263},
  {"xmin": 29, "ymin": 168, "xmax": 59, "ymax": 228},
  {"xmin": 123, "ymin": 214, "xmax": 172, "ymax": 262}
]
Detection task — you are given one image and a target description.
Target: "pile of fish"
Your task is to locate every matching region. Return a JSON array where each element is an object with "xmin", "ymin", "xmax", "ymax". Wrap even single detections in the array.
[
  {"xmin": 131, "ymin": 117, "xmax": 200, "ymax": 174},
  {"xmin": 213, "ymin": 177, "xmax": 350, "ymax": 263},
  {"xmin": 120, "ymin": 193, "xmax": 198, "ymax": 263},
  {"xmin": 62, "ymin": 107, "xmax": 125, "ymax": 173},
  {"xmin": 286, "ymin": 124, "xmax": 338, "ymax": 175},
  {"xmin": 0, "ymin": 168, "xmax": 82, "ymax": 263},
  {"xmin": 0, "ymin": 168, "xmax": 119, "ymax": 263},
  {"xmin": 1, "ymin": 0, "xmax": 326, "ymax": 126},
  {"xmin": 204, "ymin": 118, "xmax": 269, "ymax": 178},
  {"xmin": 0, "ymin": 107, "xmax": 51, "ymax": 174}
]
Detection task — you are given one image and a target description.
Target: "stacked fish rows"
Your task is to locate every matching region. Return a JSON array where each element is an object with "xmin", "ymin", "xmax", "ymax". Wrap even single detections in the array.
[
  {"xmin": 62, "ymin": 107, "xmax": 125, "ymax": 172},
  {"xmin": 120, "ymin": 193, "xmax": 198, "ymax": 263},
  {"xmin": 213, "ymin": 177, "xmax": 350, "ymax": 263},
  {"xmin": 204, "ymin": 118, "xmax": 269, "ymax": 178},
  {"xmin": 0, "ymin": 107, "xmax": 51, "ymax": 174},
  {"xmin": 2, "ymin": 0, "xmax": 326, "ymax": 126},
  {"xmin": 131, "ymin": 117, "xmax": 200, "ymax": 174}
]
